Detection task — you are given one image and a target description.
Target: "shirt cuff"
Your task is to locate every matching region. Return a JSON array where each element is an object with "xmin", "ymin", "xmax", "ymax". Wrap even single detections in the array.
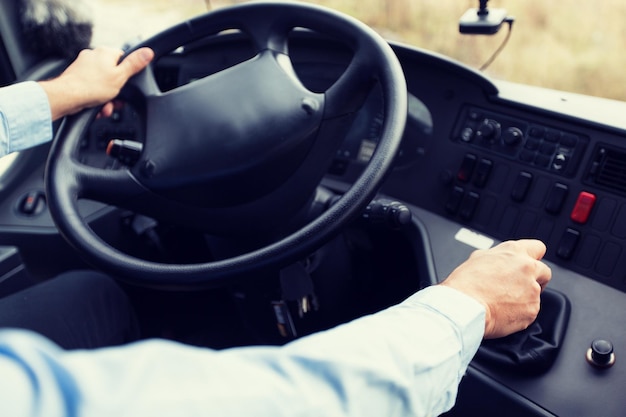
[
  {"xmin": 0, "ymin": 81, "xmax": 53, "ymax": 155},
  {"xmin": 400, "ymin": 285, "xmax": 486, "ymax": 366}
]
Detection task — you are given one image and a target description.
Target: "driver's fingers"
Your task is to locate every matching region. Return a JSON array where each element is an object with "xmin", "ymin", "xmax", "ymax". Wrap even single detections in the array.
[
  {"xmin": 518, "ymin": 239, "xmax": 547, "ymax": 260},
  {"xmin": 96, "ymin": 102, "xmax": 115, "ymax": 119},
  {"xmin": 118, "ymin": 47, "xmax": 154, "ymax": 79},
  {"xmin": 494, "ymin": 239, "xmax": 552, "ymax": 291},
  {"xmin": 519, "ymin": 239, "xmax": 552, "ymax": 290},
  {"xmin": 535, "ymin": 259, "xmax": 552, "ymax": 291}
]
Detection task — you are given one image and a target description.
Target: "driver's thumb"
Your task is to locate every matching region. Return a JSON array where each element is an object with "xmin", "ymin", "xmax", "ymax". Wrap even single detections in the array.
[{"xmin": 119, "ymin": 47, "xmax": 154, "ymax": 78}]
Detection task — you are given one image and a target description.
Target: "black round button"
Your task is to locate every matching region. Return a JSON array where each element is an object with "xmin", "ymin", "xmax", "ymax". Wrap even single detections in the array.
[
  {"xmin": 586, "ymin": 339, "xmax": 615, "ymax": 368},
  {"xmin": 502, "ymin": 127, "xmax": 524, "ymax": 146},
  {"xmin": 476, "ymin": 119, "xmax": 501, "ymax": 142}
]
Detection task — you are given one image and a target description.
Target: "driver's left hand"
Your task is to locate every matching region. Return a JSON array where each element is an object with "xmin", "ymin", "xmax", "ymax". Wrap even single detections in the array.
[{"xmin": 39, "ymin": 46, "xmax": 154, "ymax": 121}]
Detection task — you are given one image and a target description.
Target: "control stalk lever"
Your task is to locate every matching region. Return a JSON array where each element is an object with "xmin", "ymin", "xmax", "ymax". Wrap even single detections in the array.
[{"xmin": 107, "ymin": 139, "xmax": 143, "ymax": 166}]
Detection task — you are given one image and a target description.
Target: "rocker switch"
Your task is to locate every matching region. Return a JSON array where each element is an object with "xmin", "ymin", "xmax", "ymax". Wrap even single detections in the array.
[
  {"xmin": 19, "ymin": 190, "xmax": 46, "ymax": 216},
  {"xmin": 446, "ymin": 186, "xmax": 465, "ymax": 214},
  {"xmin": 511, "ymin": 171, "xmax": 533, "ymax": 202},
  {"xmin": 460, "ymin": 192, "xmax": 480, "ymax": 220},
  {"xmin": 473, "ymin": 158, "xmax": 493, "ymax": 188},
  {"xmin": 571, "ymin": 191, "xmax": 596, "ymax": 224},
  {"xmin": 457, "ymin": 154, "xmax": 477, "ymax": 183},
  {"xmin": 545, "ymin": 183, "xmax": 569, "ymax": 214},
  {"xmin": 557, "ymin": 228, "xmax": 580, "ymax": 259}
]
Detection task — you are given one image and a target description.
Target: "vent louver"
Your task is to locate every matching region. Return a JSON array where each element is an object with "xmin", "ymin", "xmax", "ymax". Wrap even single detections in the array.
[{"xmin": 589, "ymin": 146, "xmax": 626, "ymax": 195}]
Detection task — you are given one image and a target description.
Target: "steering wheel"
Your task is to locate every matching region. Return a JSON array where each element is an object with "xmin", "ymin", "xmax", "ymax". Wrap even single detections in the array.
[{"xmin": 45, "ymin": 1, "xmax": 407, "ymax": 289}]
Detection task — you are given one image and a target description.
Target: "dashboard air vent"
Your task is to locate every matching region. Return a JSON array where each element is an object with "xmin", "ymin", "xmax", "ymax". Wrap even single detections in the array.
[{"xmin": 588, "ymin": 146, "xmax": 626, "ymax": 195}]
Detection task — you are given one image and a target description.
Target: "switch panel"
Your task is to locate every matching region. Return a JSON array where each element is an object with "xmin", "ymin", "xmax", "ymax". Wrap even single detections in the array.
[{"xmin": 454, "ymin": 106, "xmax": 589, "ymax": 178}]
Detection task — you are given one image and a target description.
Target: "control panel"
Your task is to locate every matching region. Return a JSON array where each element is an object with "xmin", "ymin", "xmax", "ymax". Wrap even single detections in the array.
[
  {"xmin": 420, "ymin": 106, "xmax": 626, "ymax": 293},
  {"xmin": 453, "ymin": 105, "xmax": 589, "ymax": 178}
]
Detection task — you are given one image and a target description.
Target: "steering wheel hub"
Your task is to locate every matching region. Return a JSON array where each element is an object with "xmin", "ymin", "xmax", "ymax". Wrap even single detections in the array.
[{"xmin": 137, "ymin": 50, "xmax": 325, "ymax": 207}]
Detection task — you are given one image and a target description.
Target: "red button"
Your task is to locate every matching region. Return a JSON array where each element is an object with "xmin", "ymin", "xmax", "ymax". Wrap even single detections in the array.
[{"xmin": 570, "ymin": 192, "xmax": 596, "ymax": 224}]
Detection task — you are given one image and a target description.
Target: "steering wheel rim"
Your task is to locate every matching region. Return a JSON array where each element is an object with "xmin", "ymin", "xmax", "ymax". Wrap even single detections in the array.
[{"xmin": 45, "ymin": 1, "xmax": 407, "ymax": 289}]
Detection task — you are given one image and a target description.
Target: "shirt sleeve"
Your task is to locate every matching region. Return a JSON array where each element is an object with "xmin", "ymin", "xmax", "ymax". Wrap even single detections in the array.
[
  {"xmin": 0, "ymin": 81, "xmax": 53, "ymax": 156},
  {"xmin": 0, "ymin": 285, "xmax": 485, "ymax": 417}
]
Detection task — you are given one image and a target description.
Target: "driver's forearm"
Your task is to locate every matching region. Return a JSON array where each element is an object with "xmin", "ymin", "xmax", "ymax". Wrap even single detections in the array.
[
  {"xmin": 0, "ymin": 286, "xmax": 485, "ymax": 417},
  {"xmin": 38, "ymin": 77, "xmax": 86, "ymax": 121}
]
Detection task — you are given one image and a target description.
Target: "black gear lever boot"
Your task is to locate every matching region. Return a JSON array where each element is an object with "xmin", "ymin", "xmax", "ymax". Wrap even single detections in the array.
[{"xmin": 475, "ymin": 288, "xmax": 571, "ymax": 374}]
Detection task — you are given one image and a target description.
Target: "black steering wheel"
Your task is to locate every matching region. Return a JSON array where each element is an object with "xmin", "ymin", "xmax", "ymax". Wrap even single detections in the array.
[{"xmin": 45, "ymin": 1, "xmax": 407, "ymax": 289}]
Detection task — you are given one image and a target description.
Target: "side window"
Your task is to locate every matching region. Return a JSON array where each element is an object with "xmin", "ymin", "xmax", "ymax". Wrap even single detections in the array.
[
  {"xmin": 0, "ymin": 154, "xmax": 19, "ymax": 177},
  {"xmin": 0, "ymin": 40, "xmax": 15, "ymax": 87}
]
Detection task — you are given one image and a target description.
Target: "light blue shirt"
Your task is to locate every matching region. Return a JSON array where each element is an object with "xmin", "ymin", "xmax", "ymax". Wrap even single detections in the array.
[
  {"xmin": 0, "ymin": 285, "xmax": 485, "ymax": 417},
  {"xmin": 0, "ymin": 81, "xmax": 52, "ymax": 156}
]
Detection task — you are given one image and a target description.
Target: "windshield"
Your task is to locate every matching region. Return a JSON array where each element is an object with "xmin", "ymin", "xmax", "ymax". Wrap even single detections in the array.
[
  {"xmin": 1, "ymin": 1, "xmax": 621, "ymax": 186},
  {"xmin": 91, "ymin": 0, "xmax": 625, "ymax": 102}
]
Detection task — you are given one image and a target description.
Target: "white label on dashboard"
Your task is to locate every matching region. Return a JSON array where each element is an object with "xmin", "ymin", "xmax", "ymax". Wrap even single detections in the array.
[{"xmin": 454, "ymin": 228, "xmax": 494, "ymax": 250}]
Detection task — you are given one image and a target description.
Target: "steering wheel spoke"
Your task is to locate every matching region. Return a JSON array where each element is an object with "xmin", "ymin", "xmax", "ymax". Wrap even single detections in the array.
[
  {"xmin": 46, "ymin": 126, "xmax": 146, "ymax": 211},
  {"xmin": 125, "ymin": 64, "xmax": 161, "ymax": 99},
  {"xmin": 325, "ymin": 55, "xmax": 377, "ymax": 118},
  {"xmin": 75, "ymin": 165, "xmax": 145, "ymax": 204}
]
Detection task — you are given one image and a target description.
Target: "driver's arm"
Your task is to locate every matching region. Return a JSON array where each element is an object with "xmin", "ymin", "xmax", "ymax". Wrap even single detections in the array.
[
  {"xmin": 0, "ymin": 47, "xmax": 153, "ymax": 157},
  {"xmin": 0, "ymin": 240, "xmax": 550, "ymax": 417},
  {"xmin": 0, "ymin": 286, "xmax": 484, "ymax": 417}
]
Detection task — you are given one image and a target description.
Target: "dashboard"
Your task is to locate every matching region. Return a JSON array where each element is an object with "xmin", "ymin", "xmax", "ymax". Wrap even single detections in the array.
[{"xmin": 53, "ymin": 30, "xmax": 626, "ymax": 416}]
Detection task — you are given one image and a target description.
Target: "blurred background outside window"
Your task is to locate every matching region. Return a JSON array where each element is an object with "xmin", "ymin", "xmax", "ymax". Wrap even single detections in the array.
[{"xmin": 91, "ymin": 0, "xmax": 626, "ymax": 102}]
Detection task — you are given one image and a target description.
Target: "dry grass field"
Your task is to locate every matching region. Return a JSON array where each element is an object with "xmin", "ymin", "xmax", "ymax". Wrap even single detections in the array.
[{"xmin": 92, "ymin": 0, "xmax": 626, "ymax": 101}]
